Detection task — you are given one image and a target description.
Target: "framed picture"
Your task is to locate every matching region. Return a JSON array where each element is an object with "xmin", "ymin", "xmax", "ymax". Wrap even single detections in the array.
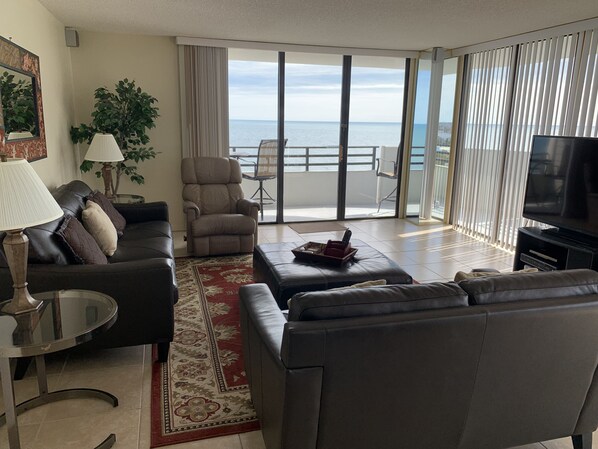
[{"xmin": 0, "ymin": 35, "xmax": 47, "ymax": 161}]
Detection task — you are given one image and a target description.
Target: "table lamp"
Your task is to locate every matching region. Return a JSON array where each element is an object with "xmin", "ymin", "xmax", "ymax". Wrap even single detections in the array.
[
  {"xmin": 0, "ymin": 156, "xmax": 64, "ymax": 315},
  {"xmin": 84, "ymin": 133, "xmax": 124, "ymax": 198}
]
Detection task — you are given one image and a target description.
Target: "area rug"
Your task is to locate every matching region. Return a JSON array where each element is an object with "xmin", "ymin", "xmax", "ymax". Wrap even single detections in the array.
[
  {"xmin": 288, "ymin": 221, "xmax": 348, "ymax": 234},
  {"xmin": 151, "ymin": 255, "xmax": 259, "ymax": 447}
]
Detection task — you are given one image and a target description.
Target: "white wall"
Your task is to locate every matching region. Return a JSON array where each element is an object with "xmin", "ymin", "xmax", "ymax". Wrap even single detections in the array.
[
  {"xmin": 69, "ymin": 31, "xmax": 184, "ymax": 230},
  {"xmin": 0, "ymin": 0, "xmax": 78, "ymax": 188}
]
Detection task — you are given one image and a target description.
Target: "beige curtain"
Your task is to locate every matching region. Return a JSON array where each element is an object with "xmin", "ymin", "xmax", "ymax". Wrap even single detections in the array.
[{"xmin": 182, "ymin": 46, "xmax": 229, "ymax": 158}]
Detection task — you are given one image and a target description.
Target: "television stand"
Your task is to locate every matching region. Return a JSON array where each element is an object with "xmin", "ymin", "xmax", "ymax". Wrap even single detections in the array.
[{"xmin": 514, "ymin": 227, "xmax": 598, "ymax": 272}]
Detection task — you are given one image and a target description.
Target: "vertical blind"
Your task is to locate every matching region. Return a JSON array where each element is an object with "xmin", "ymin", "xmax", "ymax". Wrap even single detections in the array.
[{"xmin": 453, "ymin": 28, "xmax": 598, "ymax": 250}]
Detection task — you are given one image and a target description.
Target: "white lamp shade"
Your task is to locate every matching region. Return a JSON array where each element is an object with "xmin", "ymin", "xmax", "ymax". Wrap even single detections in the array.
[
  {"xmin": 0, "ymin": 159, "xmax": 64, "ymax": 230},
  {"xmin": 84, "ymin": 133, "xmax": 124, "ymax": 162}
]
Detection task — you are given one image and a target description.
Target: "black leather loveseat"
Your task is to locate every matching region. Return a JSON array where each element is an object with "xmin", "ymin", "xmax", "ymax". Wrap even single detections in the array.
[
  {"xmin": 0, "ymin": 180, "xmax": 178, "ymax": 362},
  {"xmin": 241, "ymin": 269, "xmax": 598, "ymax": 449}
]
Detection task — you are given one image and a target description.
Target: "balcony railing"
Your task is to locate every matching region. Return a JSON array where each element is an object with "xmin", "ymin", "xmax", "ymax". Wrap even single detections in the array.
[{"xmin": 229, "ymin": 145, "xmax": 436, "ymax": 171}]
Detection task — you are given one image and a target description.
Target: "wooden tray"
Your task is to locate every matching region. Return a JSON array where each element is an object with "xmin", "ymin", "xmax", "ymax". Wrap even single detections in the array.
[{"xmin": 292, "ymin": 242, "xmax": 358, "ymax": 266}]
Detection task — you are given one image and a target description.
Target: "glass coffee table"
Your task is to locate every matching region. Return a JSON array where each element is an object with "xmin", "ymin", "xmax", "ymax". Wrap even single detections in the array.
[{"xmin": 0, "ymin": 290, "xmax": 118, "ymax": 449}]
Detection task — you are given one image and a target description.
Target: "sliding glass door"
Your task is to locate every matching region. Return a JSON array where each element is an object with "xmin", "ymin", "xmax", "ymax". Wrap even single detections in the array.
[
  {"xmin": 228, "ymin": 49, "xmax": 279, "ymax": 223},
  {"xmin": 229, "ymin": 49, "xmax": 410, "ymax": 223},
  {"xmin": 345, "ymin": 56, "xmax": 406, "ymax": 219},
  {"xmin": 283, "ymin": 53, "xmax": 343, "ymax": 222}
]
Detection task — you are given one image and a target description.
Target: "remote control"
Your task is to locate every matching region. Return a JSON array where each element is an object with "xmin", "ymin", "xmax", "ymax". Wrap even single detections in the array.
[{"xmin": 341, "ymin": 228, "xmax": 352, "ymax": 245}]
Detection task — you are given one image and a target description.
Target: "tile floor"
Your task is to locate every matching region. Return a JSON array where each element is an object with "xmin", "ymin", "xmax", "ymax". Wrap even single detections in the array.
[{"xmin": 0, "ymin": 218, "xmax": 592, "ymax": 448}]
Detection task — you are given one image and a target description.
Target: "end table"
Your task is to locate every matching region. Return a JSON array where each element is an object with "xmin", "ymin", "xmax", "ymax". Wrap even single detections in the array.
[
  {"xmin": 0, "ymin": 289, "xmax": 118, "ymax": 449},
  {"xmin": 110, "ymin": 193, "xmax": 145, "ymax": 204}
]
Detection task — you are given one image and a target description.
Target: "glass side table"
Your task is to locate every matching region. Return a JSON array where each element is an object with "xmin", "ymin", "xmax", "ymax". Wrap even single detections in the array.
[
  {"xmin": 0, "ymin": 290, "xmax": 118, "ymax": 449},
  {"xmin": 111, "ymin": 193, "xmax": 145, "ymax": 204}
]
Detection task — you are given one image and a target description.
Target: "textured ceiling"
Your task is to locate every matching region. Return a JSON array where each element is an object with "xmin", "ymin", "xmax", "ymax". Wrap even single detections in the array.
[{"xmin": 39, "ymin": 0, "xmax": 598, "ymax": 51}]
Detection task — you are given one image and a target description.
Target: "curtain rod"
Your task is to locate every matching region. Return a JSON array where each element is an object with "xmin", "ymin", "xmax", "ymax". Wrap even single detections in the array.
[{"xmin": 175, "ymin": 36, "xmax": 421, "ymax": 59}]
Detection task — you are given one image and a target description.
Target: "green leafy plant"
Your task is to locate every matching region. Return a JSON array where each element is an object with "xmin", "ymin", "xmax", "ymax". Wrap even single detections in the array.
[
  {"xmin": 0, "ymin": 70, "xmax": 37, "ymax": 135},
  {"xmin": 71, "ymin": 79, "xmax": 159, "ymax": 196}
]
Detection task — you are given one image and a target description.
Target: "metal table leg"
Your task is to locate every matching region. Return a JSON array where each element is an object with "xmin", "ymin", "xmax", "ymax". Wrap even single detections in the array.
[
  {"xmin": 0, "ymin": 357, "xmax": 21, "ymax": 449},
  {"xmin": 0, "ymin": 355, "xmax": 119, "ymax": 449}
]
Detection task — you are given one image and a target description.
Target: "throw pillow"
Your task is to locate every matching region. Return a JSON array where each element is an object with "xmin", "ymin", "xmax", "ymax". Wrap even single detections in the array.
[
  {"xmin": 287, "ymin": 279, "xmax": 387, "ymax": 309},
  {"xmin": 82, "ymin": 200, "xmax": 118, "ymax": 256},
  {"xmin": 87, "ymin": 191, "xmax": 126, "ymax": 237},
  {"xmin": 55, "ymin": 215, "xmax": 107, "ymax": 264},
  {"xmin": 454, "ymin": 267, "xmax": 538, "ymax": 282}
]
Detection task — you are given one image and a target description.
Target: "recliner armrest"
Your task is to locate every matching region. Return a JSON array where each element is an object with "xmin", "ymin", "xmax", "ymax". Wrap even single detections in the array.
[
  {"xmin": 237, "ymin": 198, "xmax": 260, "ymax": 217},
  {"xmin": 183, "ymin": 200, "xmax": 200, "ymax": 221},
  {"xmin": 115, "ymin": 201, "xmax": 169, "ymax": 223}
]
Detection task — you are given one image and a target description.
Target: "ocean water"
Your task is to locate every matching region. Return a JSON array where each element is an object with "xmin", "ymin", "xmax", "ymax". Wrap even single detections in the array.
[
  {"xmin": 230, "ymin": 119, "xmax": 427, "ymax": 149},
  {"xmin": 229, "ymin": 120, "xmax": 436, "ymax": 171}
]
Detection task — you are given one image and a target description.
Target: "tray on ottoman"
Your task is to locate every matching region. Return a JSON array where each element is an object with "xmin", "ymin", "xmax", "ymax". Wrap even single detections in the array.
[
  {"xmin": 254, "ymin": 240, "xmax": 413, "ymax": 309},
  {"xmin": 292, "ymin": 242, "xmax": 358, "ymax": 266}
]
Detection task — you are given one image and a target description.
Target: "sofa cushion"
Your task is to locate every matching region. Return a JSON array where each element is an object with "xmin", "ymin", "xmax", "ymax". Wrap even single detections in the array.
[
  {"xmin": 52, "ymin": 180, "xmax": 93, "ymax": 220},
  {"xmin": 287, "ymin": 279, "xmax": 387, "ymax": 309},
  {"xmin": 191, "ymin": 214, "xmax": 255, "ymax": 237},
  {"xmin": 55, "ymin": 215, "xmax": 107, "ymax": 264},
  {"xmin": 458, "ymin": 268, "xmax": 598, "ymax": 305},
  {"xmin": 288, "ymin": 282, "xmax": 469, "ymax": 321},
  {"xmin": 82, "ymin": 200, "xmax": 118, "ymax": 256},
  {"xmin": 109, "ymin": 236, "xmax": 174, "ymax": 263},
  {"xmin": 120, "ymin": 221, "xmax": 173, "ymax": 241},
  {"xmin": 87, "ymin": 191, "xmax": 126, "ymax": 236}
]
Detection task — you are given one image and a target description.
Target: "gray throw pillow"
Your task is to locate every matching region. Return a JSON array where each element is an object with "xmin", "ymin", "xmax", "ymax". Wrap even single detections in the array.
[
  {"xmin": 55, "ymin": 215, "xmax": 108, "ymax": 265},
  {"xmin": 87, "ymin": 191, "xmax": 126, "ymax": 237}
]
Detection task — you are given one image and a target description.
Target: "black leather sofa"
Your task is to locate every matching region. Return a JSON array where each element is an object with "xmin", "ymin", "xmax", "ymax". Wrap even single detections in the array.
[
  {"xmin": 0, "ymin": 180, "xmax": 178, "ymax": 362},
  {"xmin": 240, "ymin": 269, "xmax": 598, "ymax": 449}
]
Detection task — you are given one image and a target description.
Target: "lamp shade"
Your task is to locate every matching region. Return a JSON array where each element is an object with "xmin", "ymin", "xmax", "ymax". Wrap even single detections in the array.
[
  {"xmin": 84, "ymin": 133, "xmax": 124, "ymax": 162},
  {"xmin": 0, "ymin": 159, "xmax": 64, "ymax": 230}
]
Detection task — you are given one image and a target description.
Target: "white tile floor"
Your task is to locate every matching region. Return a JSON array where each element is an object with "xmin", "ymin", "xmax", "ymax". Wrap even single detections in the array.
[{"xmin": 0, "ymin": 218, "xmax": 592, "ymax": 448}]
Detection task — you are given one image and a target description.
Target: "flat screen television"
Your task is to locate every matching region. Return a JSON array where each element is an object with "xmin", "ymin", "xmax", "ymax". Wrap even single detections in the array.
[{"xmin": 523, "ymin": 135, "xmax": 598, "ymax": 240}]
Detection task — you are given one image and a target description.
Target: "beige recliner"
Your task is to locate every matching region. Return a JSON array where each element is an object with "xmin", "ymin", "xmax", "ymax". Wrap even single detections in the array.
[{"xmin": 182, "ymin": 157, "xmax": 260, "ymax": 256}]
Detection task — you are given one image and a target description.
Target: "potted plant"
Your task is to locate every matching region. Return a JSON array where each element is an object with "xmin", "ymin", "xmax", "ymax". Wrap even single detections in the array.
[
  {"xmin": 0, "ymin": 70, "xmax": 37, "ymax": 136},
  {"xmin": 71, "ymin": 79, "xmax": 159, "ymax": 196}
]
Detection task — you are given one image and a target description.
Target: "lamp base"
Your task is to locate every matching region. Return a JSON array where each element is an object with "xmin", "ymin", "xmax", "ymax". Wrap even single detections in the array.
[
  {"xmin": 0, "ymin": 289, "xmax": 42, "ymax": 315},
  {"xmin": 101, "ymin": 163, "xmax": 114, "ymax": 199},
  {"xmin": 1, "ymin": 230, "xmax": 43, "ymax": 315}
]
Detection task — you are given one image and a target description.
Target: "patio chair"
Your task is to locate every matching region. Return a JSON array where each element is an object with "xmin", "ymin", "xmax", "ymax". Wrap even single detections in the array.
[
  {"xmin": 376, "ymin": 143, "xmax": 402, "ymax": 212},
  {"xmin": 242, "ymin": 139, "xmax": 287, "ymax": 220}
]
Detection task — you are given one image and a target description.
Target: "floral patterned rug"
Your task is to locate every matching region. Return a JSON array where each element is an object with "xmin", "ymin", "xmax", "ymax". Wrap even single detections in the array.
[{"xmin": 151, "ymin": 255, "xmax": 259, "ymax": 447}]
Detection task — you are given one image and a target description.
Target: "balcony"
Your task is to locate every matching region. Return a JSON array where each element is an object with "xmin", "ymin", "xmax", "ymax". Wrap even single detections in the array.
[{"xmin": 230, "ymin": 145, "xmax": 450, "ymax": 222}]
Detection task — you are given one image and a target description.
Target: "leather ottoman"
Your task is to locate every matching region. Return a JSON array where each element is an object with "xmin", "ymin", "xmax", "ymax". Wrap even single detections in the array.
[{"xmin": 253, "ymin": 240, "xmax": 413, "ymax": 309}]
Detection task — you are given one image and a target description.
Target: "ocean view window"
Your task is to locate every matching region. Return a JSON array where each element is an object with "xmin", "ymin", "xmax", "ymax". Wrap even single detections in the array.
[{"xmin": 228, "ymin": 49, "xmax": 410, "ymax": 222}]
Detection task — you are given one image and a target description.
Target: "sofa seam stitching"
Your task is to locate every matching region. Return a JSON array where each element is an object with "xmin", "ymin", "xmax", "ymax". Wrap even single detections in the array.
[{"xmin": 456, "ymin": 311, "xmax": 489, "ymax": 449}]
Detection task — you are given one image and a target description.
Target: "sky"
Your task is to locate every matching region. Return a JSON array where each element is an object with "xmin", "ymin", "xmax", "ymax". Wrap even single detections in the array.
[{"xmin": 228, "ymin": 59, "xmax": 457, "ymax": 124}]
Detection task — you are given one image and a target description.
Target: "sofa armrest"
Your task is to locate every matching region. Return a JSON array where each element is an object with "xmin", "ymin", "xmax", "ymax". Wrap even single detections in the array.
[
  {"xmin": 237, "ymin": 198, "xmax": 260, "ymax": 218},
  {"xmin": 115, "ymin": 201, "xmax": 169, "ymax": 224},
  {"xmin": 239, "ymin": 284, "xmax": 286, "ymax": 361},
  {"xmin": 10, "ymin": 258, "xmax": 176, "ymax": 297},
  {"xmin": 0, "ymin": 258, "xmax": 177, "ymax": 349}
]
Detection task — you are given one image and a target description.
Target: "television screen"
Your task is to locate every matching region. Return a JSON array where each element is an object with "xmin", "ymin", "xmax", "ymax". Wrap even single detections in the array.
[{"xmin": 523, "ymin": 135, "xmax": 598, "ymax": 238}]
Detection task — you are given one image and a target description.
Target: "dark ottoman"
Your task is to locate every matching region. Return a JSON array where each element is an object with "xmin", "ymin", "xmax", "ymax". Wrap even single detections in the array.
[{"xmin": 253, "ymin": 240, "xmax": 413, "ymax": 309}]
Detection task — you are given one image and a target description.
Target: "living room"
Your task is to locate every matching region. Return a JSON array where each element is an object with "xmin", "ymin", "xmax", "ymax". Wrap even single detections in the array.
[{"xmin": 1, "ymin": 0, "xmax": 598, "ymax": 448}]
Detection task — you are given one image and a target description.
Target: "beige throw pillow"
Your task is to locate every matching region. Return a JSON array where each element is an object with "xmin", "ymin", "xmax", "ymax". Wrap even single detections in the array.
[{"xmin": 82, "ymin": 200, "xmax": 118, "ymax": 256}]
